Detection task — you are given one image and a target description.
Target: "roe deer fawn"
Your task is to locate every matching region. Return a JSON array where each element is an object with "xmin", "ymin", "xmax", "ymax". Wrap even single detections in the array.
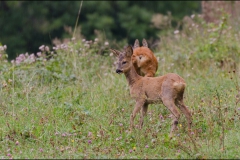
[
  {"xmin": 111, "ymin": 45, "xmax": 192, "ymax": 137},
  {"xmin": 111, "ymin": 39, "xmax": 158, "ymax": 77}
]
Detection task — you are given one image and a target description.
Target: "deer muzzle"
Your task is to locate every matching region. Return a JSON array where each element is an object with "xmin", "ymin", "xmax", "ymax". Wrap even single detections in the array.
[{"xmin": 116, "ymin": 69, "xmax": 123, "ymax": 74}]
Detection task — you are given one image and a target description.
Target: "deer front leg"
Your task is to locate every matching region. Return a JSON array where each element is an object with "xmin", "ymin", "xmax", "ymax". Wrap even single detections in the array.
[
  {"xmin": 130, "ymin": 100, "xmax": 145, "ymax": 132},
  {"xmin": 139, "ymin": 103, "xmax": 148, "ymax": 129}
]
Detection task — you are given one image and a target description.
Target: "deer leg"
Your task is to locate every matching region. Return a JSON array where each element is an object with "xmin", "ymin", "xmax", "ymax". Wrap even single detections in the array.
[
  {"xmin": 139, "ymin": 103, "xmax": 148, "ymax": 129},
  {"xmin": 130, "ymin": 100, "xmax": 145, "ymax": 131},
  {"xmin": 176, "ymin": 100, "xmax": 192, "ymax": 132},
  {"xmin": 162, "ymin": 98, "xmax": 180, "ymax": 138}
]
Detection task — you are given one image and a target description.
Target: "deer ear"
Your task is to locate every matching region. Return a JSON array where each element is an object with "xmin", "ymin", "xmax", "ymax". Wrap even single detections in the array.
[
  {"xmin": 133, "ymin": 39, "xmax": 139, "ymax": 49},
  {"xmin": 125, "ymin": 45, "xmax": 133, "ymax": 57},
  {"xmin": 142, "ymin": 38, "xmax": 148, "ymax": 47},
  {"xmin": 109, "ymin": 49, "xmax": 121, "ymax": 57}
]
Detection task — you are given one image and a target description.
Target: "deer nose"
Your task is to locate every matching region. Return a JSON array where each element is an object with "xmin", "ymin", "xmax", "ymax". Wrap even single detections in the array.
[{"xmin": 116, "ymin": 69, "xmax": 123, "ymax": 74}]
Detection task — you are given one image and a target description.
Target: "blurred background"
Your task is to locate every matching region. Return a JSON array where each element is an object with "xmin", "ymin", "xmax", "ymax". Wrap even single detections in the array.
[{"xmin": 0, "ymin": 1, "xmax": 239, "ymax": 60}]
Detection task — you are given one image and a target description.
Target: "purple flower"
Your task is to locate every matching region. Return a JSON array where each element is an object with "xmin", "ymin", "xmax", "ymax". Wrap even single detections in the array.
[
  {"xmin": 159, "ymin": 114, "xmax": 164, "ymax": 120},
  {"xmin": 129, "ymin": 149, "xmax": 133, "ymax": 153},
  {"xmin": 16, "ymin": 141, "xmax": 19, "ymax": 145},
  {"xmin": 39, "ymin": 148, "xmax": 43, "ymax": 152},
  {"xmin": 7, "ymin": 153, "xmax": 11, "ymax": 157},
  {"xmin": 88, "ymin": 140, "xmax": 92, "ymax": 144},
  {"xmin": 37, "ymin": 52, "xmax": 42, "ymax": 57},
  {"xmin": 45, "ymin": 46, "xmax": 49, "ymax": 52},
  {"xmin": 119, "ymin": 123, "xmax": 123, "ymax": 126},
  {"xmin": 145, "ymin": 145, "xmax": 149, "ymax": 148},
  {"xmin": 39, "ymin": 45, "xmax": 45, "ymax": 51}
]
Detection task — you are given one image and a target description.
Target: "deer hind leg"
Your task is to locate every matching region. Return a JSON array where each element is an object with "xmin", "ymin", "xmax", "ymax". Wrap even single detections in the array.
[
  {"xmin": 176, "ymin": 99, "xmax": 192, "ymax": 132},
  {"xmin": 139, "ymin": 103, "xmax": 148, "ymax": 129},
  {"xmin": 130, "ymin": 100, "xmax": 145, "ymax": 131},
  {"xmin": 162, "ymin": 98, "xmax": 180, "ymax": 138}
]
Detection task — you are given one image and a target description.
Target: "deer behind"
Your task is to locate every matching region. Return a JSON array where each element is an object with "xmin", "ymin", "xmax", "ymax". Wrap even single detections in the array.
[
  {"xmin": 132, "ymin": 39, "xmax": 158, "ymax": 77},
  {"xmin": 111, "ymin": 45, "xmax": 192, "ymax": 137},
  {"xmin": 111, "ymin": 39, "xmax": 158, "ymax": 77}
]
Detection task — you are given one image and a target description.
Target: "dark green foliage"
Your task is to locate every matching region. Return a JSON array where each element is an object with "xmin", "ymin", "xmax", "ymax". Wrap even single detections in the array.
[{"xmin": 0, "ymin": 1, "xmax": 200, "ymax": 59}]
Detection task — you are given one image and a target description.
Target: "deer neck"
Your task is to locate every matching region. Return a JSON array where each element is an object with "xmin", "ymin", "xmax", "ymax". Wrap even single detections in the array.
[{"xmin": 124, "ymin": 64, "xmax": 141, "ymax": 86}]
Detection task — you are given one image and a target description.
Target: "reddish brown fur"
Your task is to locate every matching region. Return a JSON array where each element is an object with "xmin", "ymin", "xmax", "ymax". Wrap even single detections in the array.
[
  {"xmin": 132, "ymin": 39, "xmax": 158, "ymax": 77},
  {"xmin": 111, "ymin": 46, "xmax": 192, "ymax": 137}
]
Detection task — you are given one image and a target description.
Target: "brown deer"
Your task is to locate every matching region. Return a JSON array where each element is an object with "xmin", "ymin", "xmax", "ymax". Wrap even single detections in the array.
[
  {"xmin": 112, "ymin": 39, "xmax": 158, "ymax": 77},
  {"xmin": 111, "ymin": 45, "xmax": 192, "ymax": 137}
]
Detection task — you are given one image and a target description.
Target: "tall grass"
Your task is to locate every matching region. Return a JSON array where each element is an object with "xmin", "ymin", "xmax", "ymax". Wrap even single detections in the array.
[{"xmin": 0, "ymin": 13, "xmax": 240, "ymax": 159}]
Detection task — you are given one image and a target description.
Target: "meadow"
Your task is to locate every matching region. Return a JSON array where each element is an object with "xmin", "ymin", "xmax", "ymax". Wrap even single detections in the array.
[{"xmin": 0, "ymin": 14, "xmax": 240, "ymax": 159}]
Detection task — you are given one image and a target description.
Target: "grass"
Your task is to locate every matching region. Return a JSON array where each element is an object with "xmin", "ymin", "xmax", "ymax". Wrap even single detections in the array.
[{"xmin": 0, "ymin": 14, "xmax": 240, "ymax": 159}]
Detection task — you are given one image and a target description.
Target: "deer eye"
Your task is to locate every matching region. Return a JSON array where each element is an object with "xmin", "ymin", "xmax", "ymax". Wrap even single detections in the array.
[{"xmin": 122, "ymin": 61, "xmax": 127, "ymax": 64}]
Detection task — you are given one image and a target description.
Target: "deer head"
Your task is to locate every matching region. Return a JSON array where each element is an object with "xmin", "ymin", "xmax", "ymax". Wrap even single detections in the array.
[{"xmin": 110, "ymin": 46, "xmax": 133, "ymax": 74}]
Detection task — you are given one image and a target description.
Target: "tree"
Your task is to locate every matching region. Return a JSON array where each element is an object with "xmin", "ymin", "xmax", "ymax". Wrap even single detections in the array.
[{"xmin": 0, "ymin": 1, "xmax": 201, "ymax": 59}]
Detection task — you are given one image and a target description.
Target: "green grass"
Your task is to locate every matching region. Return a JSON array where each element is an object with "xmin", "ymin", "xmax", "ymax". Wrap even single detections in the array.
[{"xmin": 0, "ymin": 15, "xmax": 240, "ymax": 159}]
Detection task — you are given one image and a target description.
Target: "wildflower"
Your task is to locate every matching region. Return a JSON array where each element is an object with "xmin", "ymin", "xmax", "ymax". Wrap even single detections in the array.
[
  {"xmin": 11, "ymin": 60, "xmax": 14, "ymax": 64},
  {"xmin": 133, "ymin": 146, "xmax": 136, "ymax": 151},
  {"xmin": 3, "ymin": 45, "xmax": 7, "ymax": 50},
  {"xmin": 174, "ymin": 30, "xmax": 179, "ymax": 34},
  {"xmin": 39, "ymin": 45, "xmax": 45, "ymax": 51},
  {"xmin": 116, "ymin": 136, "xmax": 122, "ymax": 141},
  {"xmin": 159, "ymin": 115, "xmax": 163, "ymax": 120},
  {"xmin": 104, "ymin": 41, "xmax": 109, "ymax": 46},
  {"xmin": 7, "ymin": 153, "xmax": 11, "ymax": 157},
  {"xmin": 45, "ymin": 46, "xmax": 49, "ymax": 52},
  {"xmin": 191, "ymin": 14, "xmax": 195, "ymax": 19},
  {"xmin": 129, "ymin": 149, "xmax": 133, "ymax": 153},
  {"xmin": 88, "ymin": 132, "xmax": 92, "ymax": 137},
  {"xmin": 3, "ymin": 81, "xmax": 7, "ymax": 87},
  {"xmin": 39, "ymin": 148, "xmax": 43, "ymax": 152},
  {"xmin": 94, "ymin": 38, "xmax": 98, "ymax": 42},
  {"xmin": 88, "ymin": 140, "xmax": 92, "ymax": 144},
  {"xmin": 191, "ymin": 132, "xmax": 194, "ymax": 135},
  {"xmin": 62, "ymin": 133, "xmax": 66, "ymax": 137},
  {"xmin": 119, "ymin": 123, "xmax": 123, "ymax": 126},
  {"xmin": 16, "ymin": 141, "xmax": 19, "ymax": 145},
  {"xmin": 145, "ymin": 145, "xmax": 149, "ymax": 148},
  {"xmin": 71, "ymin": 37, "xmax": 76, "ymax": 41},
  {"xmin": 37, "ymin": 52, "xmax": 42, "ymax": 57},
  {"xmin": 71, "ymin": 139, "xmax": 74, "ymax": 143},
  {"xmin": 84, "ymin": 44, "xmax": 90, "ymax": 48},
  {"xmin": 179, "ymin": 124, "xmax": 182, "ymax": 128}
]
